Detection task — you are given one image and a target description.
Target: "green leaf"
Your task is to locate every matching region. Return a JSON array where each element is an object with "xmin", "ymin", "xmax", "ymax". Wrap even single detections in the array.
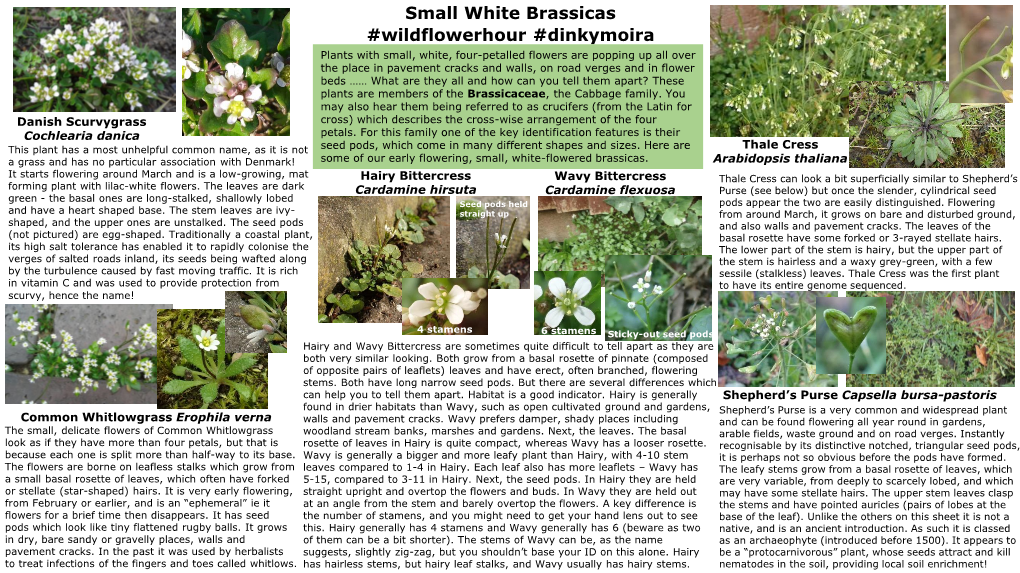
[
  {"xmin": 662, "ymin": 207, "xmax": 683, "ymax": 226},
  {"xmin": 162, "ymin": 378, "xmax": 209, "ymax": 394},
  {"xmin": 207, "ymin": 20, "xmax": 260, "ymax": 70},
  {"xmin": 318, "ymin": 314, "xmax": 329, "ymax": 323},
  {"xmin": 379, "ymin": 284, "xmax": 402, "ymax": 297},
  {"xmin": 177, "ymin": 336, "xmax": 206, "ymax": 371},
  {"xmin": 338, "ymin": 294, "xmax": 359, "ymax": 312},
  {"xmin": 942, "ymin": 124, "xmax": 963, "ymax": 138},
  {"xmin": 405, "ymin": 261, "xmax": 424, "ymax": 275},
  {"xmin": 325, "ymin": 293, "xmax": 338, "ymax": 304},
  {"xmin": 274, "ymin": 89, "xmax": 290, "ymax": 114},
  {"xmin": 278, "ymin": 12, "xmax": 290, "ymax": 54},
  {"xmin": 199, "ymin": 382, "xmax": 220, "ymax": 407},
  {"xmin": 172, "ymin": 365, "xmax": 189, "ymax": 377},
  {"xmin": 182, "ymin": 69, "xmax": 208, "ymax": 100},
  {"xmin": 199, "ymin": 105, "xmax": 231, "ymax": 134},
  {"xmin": 233, "ymin": 383, "xmax": 253, "ymax": 403},
  {"xmin": 217, "ymin": 319, "xmax": 226, "ymax": 370},
  {"xmin": 247, "ymin": 67, "xmax": 279, "ymax": 92},
  {"xmin": 183, "ymin": 10, "xmax": 202, "ymax": 39},
  {"xmin": 224, "ymin": 356, "xmax": 257, "ymax": 378},
  {"xmin": 738, "ymin": 365, "xmax": 758, "ymax": 374},
  {"xmin": 269, "ymin": 344, "xmax": 287, "ymax": 353},
  {"xmin": 497, "ymin": 274, "xmax": 520, "ymax": 289},
  {"xmin": 382, "ymin": 244, "xmax": 401, "ymax": 259},
  {"xmin": 631, "ymin": 203, "xmax": 645, "ymax": 224},
  {"xmin": 335, "ymin": 314, "xmax": 357, "ymax": 323}
]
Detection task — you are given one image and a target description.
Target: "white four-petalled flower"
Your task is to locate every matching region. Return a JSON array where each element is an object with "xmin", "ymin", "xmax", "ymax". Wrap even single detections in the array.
[{"xmin": 544, "ymin": 277, "xmax": 595, "ymax": 328}]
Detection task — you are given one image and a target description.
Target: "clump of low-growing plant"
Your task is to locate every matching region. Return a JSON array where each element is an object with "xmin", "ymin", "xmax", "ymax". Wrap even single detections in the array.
[
  {"xmin": 885, "ymin": 82, "xmax": 965, "ymax": 167},
  {"xmin": 235, "ymin": 291, "xmax": 287, "ymax": 352},
  {"xmin": 181, "ymin": 8, "xmax": 290, "ymax": 135},
  {"xmin": 540, "ymin": 197, "xmax": 702, "ymax": 272},
  {"xmin": 711, "ymin": 5, "xmax": 946, "ymax": 137},
  {"xmin": 161, "ymin": 319, "xmax": 263, "ymax": 408},
  {"xmin": 387, "ymin": 199, "xmax": 437, "ymax": 244},
  {"xmin": 8, "ymin": 305, "xmax": 158, "ymax": 403},
  {"xmin": 320, "ymin": 204, "xmax": 435, "ymax": 323},
  {"xmin": 14, "ymin": 14, "xmax": 174, "ymax": 111}
]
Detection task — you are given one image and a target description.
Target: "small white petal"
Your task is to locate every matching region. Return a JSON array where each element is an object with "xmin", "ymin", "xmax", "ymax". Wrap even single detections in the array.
[
  {"xmin": 445, "ymin": 303, "xmax": 464, "ymax": 325},
  {"xmin": 574, "ymin": 306, "xmax": 596, "ymax": 326},
  {"xmin": 418, "ymin": 282, "xmax": 441, "ymax": 300},
  {"xmin": 572, "ymin": 277, "xmax": 592, "ymax": 299},
  {"xmin": 409, "ymin": 300, "xmax": 434, "ymax": 319},
  {"xmin": 533, "ymin": 285, "xmax": 543, "ymax": 300},
  {"xmin": 447, "ymin": 285, "xmax": 467, "ymax": 304},
  {"xmin": 545, "ymin": 308, "xmax": 565, "ymax": 328},
  {"xmin": 548, "ymin": 278, "xmax": 567, "ymax": 298}
]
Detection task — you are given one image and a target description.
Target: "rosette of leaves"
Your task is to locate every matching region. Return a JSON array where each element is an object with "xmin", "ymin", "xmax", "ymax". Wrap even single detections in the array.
[
  {"xmin": 884, "ymin": 83, "xmax": 965, "ymax": 167},
  {"xmin": 162, "ymin": 321, "xmax": 260, "ymax": 408},
  {"xmin": 237, "ymin": 291, "xmax": 287, "ymax": 352},
  {"xmin": 182, "ymin": 9, "xmax": 290, "ymax": 135},
  {"xmin": 391, "ymin": 206, "xmax": 434, "ymax": 245},
  {"xmin": 321, "ymin": 240, "xmax": 425, "ymax": 323}
]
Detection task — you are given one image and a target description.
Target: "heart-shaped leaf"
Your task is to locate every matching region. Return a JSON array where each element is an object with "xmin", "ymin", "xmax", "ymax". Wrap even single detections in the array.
[
  {"xmin": 207, "ymin": 20, "xmax": 260, "ymax": 70},
  {"xmin": 823, "ymin": 306, "xmax": 878, "ymax": 355},
  {"xmin": 278, "ymin": 12, "xmax": 291, "ymax": 54}
]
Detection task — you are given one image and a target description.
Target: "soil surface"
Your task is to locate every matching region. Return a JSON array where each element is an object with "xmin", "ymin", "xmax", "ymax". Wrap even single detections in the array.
[{"xmin": 507, "ymin": 256, "xmax": 530, "ymax": 289}]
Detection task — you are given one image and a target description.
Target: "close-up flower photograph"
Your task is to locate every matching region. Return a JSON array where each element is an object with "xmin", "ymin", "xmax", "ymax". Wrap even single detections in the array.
[
  {"xmin": 456, "ymin": 197, "xmax": 530, "ymax": 290},
  {"xmin": 533, "ymin": 271, "xmax": 601, "ymax": 336},
  {"xmin": 181, "ymin": 8, "xmax": 290, "ymax": 135},
  {"xmin": 156, "ymin": 308, "xmax": 269, "ymax": 409},
  {"xmin": 401, "ymin": 279, "xmax": 488, "ymax": 335},
  {"xmin": 605, "ymin": 255, "xmax": 712, "ymax": 342},
  {"xmin": 13, "ymin": 7, "xmax": 176, "ymax": 112}
]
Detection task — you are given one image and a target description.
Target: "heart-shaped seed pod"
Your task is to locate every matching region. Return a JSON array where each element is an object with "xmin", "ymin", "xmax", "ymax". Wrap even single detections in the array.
[{"xmin": 823, "ymin": 306, "xmax": 878, "ymax": 355}]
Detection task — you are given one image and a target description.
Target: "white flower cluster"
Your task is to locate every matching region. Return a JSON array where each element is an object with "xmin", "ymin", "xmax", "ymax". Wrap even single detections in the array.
[
  {"xmin": 206, "ymin": 63, "xmax": 261, "ymax": 127},
  {"xmin": 7, "ymin": 306, "xmax": 158, "ymax": 397},
  {"xmin": 749, "ymin": 310, "xmax": 788, "ymax": 340},
  {"xmin": 31, "ymin": 17, "xmax": 172, "ymax": 108},
  {"xmin": 537, "ymin": 277, "xmax": 596, "ymax": 328}
]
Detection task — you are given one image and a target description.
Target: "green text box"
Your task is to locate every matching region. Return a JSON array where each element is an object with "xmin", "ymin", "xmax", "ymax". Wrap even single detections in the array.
[{"xmin": 314, "ymin": 45, "xmax": 702, "ymax": 169}]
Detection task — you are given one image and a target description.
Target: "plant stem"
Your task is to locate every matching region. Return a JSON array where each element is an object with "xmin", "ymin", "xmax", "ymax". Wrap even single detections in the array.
[
  {"xmin": 848, "ymin": 352, "xmax": 855, "ymax": 376},
  {"xmin": 484, "ymin": 217, "xmax": 490, "ymax": 277},
  {"xmin": 948, "ymin": 54, "xmax": 1007, "ymax": 99}
]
